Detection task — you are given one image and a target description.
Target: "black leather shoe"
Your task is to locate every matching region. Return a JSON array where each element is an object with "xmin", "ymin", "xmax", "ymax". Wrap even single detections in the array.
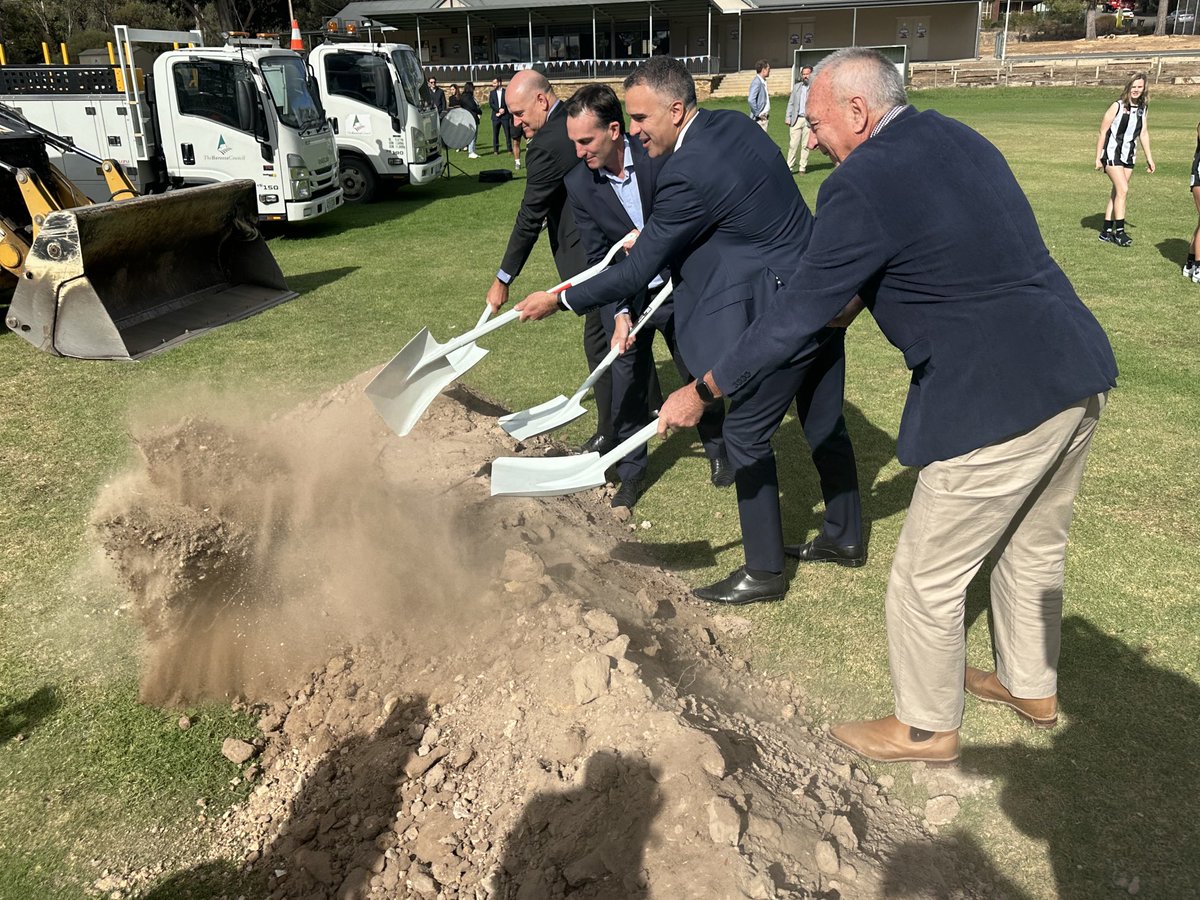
[
  {"xmin": 783, "ymin": 533, "xmax": 866, "ymax": 568},
  {"xmin": 709, "ymin": 454, "xmax": 736, "ymax": 488},
  {"xmin": 579, "ymin": 432, "xmax": 613, "ymax": 455},
  {"xmin": 611, "ymin": 477, "xmax": 643, "ymax": 509},
  {"xmin": 693, "ymin": 567, "xmax": 787, "ymax": 605}
]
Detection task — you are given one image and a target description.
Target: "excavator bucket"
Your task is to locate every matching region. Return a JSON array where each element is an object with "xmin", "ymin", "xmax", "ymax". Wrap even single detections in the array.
[{"xmin": 4, "ymin": 180, "xmax": 296, "ymax": 360}]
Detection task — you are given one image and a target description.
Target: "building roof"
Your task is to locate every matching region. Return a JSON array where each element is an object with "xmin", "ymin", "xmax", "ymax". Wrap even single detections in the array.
[
  {"xmin": 331, "ymin": 0, "xmax": 973, "ymax": 24},
  {"xmin": 331, "ymin": 0, "xmax": 743, "ymax": 29}
]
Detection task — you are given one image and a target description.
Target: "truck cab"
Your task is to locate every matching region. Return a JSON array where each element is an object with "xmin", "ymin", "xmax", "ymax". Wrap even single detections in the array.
[
  {"xmin": 309, "ymin": 42, "xmax": 443, "ymax": 202},
  {"xmin": 154, "ymin": 44, "xmax": 342, "ymax": 221}
]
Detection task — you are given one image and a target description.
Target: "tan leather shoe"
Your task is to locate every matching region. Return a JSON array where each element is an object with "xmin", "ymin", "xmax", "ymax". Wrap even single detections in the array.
[
  {"xmin": 829, "ymin": 714, "xmax": 959, "ymax": 764},
  {"xmin": 964, "ymin": 667, "xmax": 1057, "ymax": 728}
]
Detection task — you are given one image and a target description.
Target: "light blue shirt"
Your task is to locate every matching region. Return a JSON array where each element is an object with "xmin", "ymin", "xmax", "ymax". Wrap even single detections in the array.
[{"xmin": 602, "ymin": 137, "xmax": 664, "ymax": 292}]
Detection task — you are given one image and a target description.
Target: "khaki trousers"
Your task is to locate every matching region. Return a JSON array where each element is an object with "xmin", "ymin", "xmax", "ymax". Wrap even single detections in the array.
[
  {"xmin": 786, "ymin": 116, "xmax": 811, "ymax": 172},
  {"xmin": 886, "ymin": 392, "xmax": 1107, "ymax": 732}
]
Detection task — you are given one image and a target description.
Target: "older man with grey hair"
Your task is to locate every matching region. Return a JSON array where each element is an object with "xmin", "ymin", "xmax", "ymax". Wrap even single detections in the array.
[{"xmin": 656, "ymin": 47, "xmax": 1118, "ymax": 763}]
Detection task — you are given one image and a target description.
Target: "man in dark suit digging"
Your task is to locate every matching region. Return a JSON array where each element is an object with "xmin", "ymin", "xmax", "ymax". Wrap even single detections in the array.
[
  {"xmin": 517, "ymin": 57, "xmax": 865, "ymax": 606},
  {"xmin": 563, "ymin": 83, "xmax": 733, "ymax": 510}
]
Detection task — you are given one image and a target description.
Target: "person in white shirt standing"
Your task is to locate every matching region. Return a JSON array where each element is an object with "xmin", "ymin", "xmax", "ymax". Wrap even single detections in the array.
[
  {"xmin": 748, "ymin": 60, "xmax": 771, "ymax": 131},
  {"xmin": 784, "ymin": 65, "xmax": 813, "ymax": 174}
]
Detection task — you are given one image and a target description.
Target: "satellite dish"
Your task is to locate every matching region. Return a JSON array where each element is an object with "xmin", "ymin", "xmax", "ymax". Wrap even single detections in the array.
[{"xmin": 441, "ymin": 108, "xmax": 477, "ymax": 150}]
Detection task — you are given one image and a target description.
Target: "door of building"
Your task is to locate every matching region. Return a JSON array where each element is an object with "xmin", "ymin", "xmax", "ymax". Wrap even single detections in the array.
[
  {"xmin": 895, "ymin": 17, "xmax": 931, "ymax": 62},
  {"xmin": 788, "ymin": 18, "xmax": 816, "ymax": 64}
]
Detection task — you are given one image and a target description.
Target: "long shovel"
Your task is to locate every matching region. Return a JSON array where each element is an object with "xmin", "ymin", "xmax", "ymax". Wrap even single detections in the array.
[
  {"xmin": 490, "ymin": 418, "xmax": 662, "ymax": 497},
  {"xmin": 366, "ymin": 231, "xmax": 637, "ymax": 437},
  {"xmin": 498, "ymin": 279, "xmax": 674, "ymax": 441}
]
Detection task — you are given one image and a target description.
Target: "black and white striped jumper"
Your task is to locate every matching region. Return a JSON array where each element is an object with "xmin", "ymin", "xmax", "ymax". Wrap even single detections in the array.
[{"xmin": 1101, "ymin": 101, "xmax": 1146, "ymax": 168}]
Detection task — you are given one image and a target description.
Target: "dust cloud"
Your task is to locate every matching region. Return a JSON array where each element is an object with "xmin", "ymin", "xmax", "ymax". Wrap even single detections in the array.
[{"xmin": 91, "ymin": 384, "xmax": 494, "ymax": 707}]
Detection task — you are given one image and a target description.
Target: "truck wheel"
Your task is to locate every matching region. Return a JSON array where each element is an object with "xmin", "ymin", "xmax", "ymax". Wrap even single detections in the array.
[{"xmin": 339, "ymin": 157, "xmax": 378, "ymax": 203}]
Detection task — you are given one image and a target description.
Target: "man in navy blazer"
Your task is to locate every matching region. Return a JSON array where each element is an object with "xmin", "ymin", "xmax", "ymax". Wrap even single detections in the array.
[
  {"xmin": 661, "ymin": 49, "xmax": 1118, "ymax": 764},
  {"xmin": 484, "ymin": 70, "xmax": 613, "ymax": 454},
  {"xmin": 563, "ymin": 83, "xmax": 731, "ymax": 510},
  {"xmin": 517, "ymin": 57, "xmax": 865, "ymax": 606}
]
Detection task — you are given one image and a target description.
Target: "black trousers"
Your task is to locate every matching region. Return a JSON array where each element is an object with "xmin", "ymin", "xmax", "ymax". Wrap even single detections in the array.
[
  {"xmin": 604, "ymin": 301, "xmax": 722, "ymax": 482},
  {"xmin": 583, "ymin": 309, "xmax": 615, "ymax": 441},
  {"xmin": 722, "ymin": 327, "xmax": 862, "ymax": 574},
  {"xmin": 492, "ymin": 117, "xmax": 509, "ymax": 153}
]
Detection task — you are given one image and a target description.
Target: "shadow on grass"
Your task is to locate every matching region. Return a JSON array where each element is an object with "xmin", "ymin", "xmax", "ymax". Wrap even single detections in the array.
[
  {"xmin": 0, "ymin": 686, "xmax": 61, "ymax": 744},
  {"xmin": 286, "ymin": 266, "xmax": 360, "ymax": 297},
  {"xmin": 884, "ymin": 615, "xmax": 1200, "ymax": 899},
  {"xmin": 143, "ymin": 695, "xmax": 430, "ymax": 899},
  {"xmin": 881, "ymin": 831, "xmax": 1030, "ymax": 898},
  {"xmin": 777, "ymin": 401, "xmax": 915, "ymax": 548},
  {"xmin": 1154, "ymin": 237, "xmax": 1190, "ymax": 268}
]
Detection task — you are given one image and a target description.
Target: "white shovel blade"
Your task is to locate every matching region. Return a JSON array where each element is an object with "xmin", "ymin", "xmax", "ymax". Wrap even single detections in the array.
[
  {"xmin": 367, "ymin": 340, "xmax": 489, "ymax": 436},
  {"xmin": 489, "ymin": 452, "xmax": 608, "ymax": 497},
  {"xmin": 497, "ymin": 394, "xmax": 588, "ymax": 441}
]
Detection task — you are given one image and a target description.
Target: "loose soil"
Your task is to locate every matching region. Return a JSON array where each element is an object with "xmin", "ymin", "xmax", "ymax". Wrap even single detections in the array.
[{"xmin": 91, "ymin": 374, "xmax": 999, "ymax": 899}]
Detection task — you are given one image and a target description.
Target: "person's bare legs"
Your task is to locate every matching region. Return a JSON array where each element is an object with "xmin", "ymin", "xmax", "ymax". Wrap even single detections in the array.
[
  {"xmin": 1191, "ymin": 187, "xmax": 1200, "ymax": 259},
  {"xmin": 1104, "ymin": 164, "xmax": 1131, "ymax": 221}
]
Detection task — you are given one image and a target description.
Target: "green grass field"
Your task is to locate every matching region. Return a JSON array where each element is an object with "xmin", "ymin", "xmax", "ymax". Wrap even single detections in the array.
[{"xmin": 2, "ymin": 88, "xmax": 1197, "ymax": 898}]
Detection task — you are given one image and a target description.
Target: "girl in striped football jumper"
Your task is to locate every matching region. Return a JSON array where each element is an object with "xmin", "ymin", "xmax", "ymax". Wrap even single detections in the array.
[
  {"xmin": 1095, "ymin": 73, "xmax": 1155, "ymax": 247},
  {"xmin": 1186, "ymin": 122, "xmax": 1200, "ymax": 281}
]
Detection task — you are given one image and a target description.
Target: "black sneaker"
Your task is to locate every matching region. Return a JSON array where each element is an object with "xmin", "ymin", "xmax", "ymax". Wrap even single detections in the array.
[
  {"xmin": 1098, "ymin": 230, "xmax": 1114, "ymax": 243},
  {"xmin": 1111, "ymin": 229, "xmax": 1132, "ymax": 247}
]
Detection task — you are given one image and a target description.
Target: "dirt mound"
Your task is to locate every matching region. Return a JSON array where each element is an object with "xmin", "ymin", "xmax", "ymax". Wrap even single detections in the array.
[
  {"xmin": 92, "ymin": 384, "xmax": 493, "ymax": 706},
  {"xmin": 93, "ymin": 378, "xmax": 998, "ymax": 898}
]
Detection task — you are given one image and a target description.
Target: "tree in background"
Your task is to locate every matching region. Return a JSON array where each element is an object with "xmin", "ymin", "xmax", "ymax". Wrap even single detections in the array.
[{"xmin": 0, "ymin": 0, "xmax": 317, "ymax": 63}]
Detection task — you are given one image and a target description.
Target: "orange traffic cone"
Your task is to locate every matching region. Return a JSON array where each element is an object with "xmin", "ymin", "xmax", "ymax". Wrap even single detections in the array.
[{"xmin": 289, "ymin": 19, "xmax": 303, "ymax": 51}]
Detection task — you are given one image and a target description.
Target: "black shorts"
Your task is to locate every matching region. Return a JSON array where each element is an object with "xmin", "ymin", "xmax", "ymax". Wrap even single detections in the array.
[
  {"xmin": 1191, "ymin": 153, "xmax": 1200, "ymax": 190},
  {"xmin": 1101, "ymin": 157, "xmax": 1134, "ymax": 170}
]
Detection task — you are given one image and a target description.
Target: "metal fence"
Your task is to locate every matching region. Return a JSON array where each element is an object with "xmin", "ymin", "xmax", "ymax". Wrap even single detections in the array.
[{"xmin": 423, "ymin": 55, "xmax": 718, "ymax": 83}]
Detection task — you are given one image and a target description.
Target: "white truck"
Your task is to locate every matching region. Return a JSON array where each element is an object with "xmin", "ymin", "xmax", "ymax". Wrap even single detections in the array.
[
  {"xmin": 308, "ymin": 41, "xmax": 443, "ymax": 202},
  {"xmin": 0, "ymin": 26, "xmax": 342, "ymax": 224}
]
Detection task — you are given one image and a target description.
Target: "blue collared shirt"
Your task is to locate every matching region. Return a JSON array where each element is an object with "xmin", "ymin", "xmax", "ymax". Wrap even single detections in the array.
[{"xmin": 602, "ymin": 137, "xmax": 663, "ymax": 292}]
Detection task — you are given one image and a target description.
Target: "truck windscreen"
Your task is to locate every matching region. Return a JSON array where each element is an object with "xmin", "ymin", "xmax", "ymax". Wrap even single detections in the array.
[
  {"xmin": 391, "ymin": 49, "xmax": 432, "ymax": 111},
  {"xmin": 260, "ymin": 56, "xmax": 326, "ymax": 131}
]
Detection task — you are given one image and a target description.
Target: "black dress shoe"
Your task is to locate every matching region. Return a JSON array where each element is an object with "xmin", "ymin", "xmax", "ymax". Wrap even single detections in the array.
[
  {"xmin": 578, "ymin": 432, "xmax": 613, "ymax": 455},
  {"xmin": 611, "ymin": 477, "xmax": 643, "ymax": 509},
  {"xmin": 693, "ymin": 567, "xmax": 787, "ymax": 605},
  {"xmin": 783, "ymin": 533, "xmax": 866, "ymax": 568},
  {"xmin": 709, "ymin": 454, "xmax": 736, "ymax": 488}
]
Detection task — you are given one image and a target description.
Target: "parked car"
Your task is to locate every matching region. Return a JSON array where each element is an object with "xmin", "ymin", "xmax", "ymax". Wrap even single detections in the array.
[{"xmin": 1167, "ymin": 9, "xmax": 1197, "ymax": 25}]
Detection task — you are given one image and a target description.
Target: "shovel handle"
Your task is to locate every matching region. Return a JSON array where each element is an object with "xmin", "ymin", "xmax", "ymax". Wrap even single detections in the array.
[
  {"xmin": 439, "ymin": 307, "xmax": 522, "ymax": 357},
  {"xmin": 571, "ymin": 280, "xmax": 674, "ymax": 401},
  {"xmin": 596, "ymin": 417, "xmax": 663, "ymax": 469},
  {"xmin": 442, "ymin": 232, "xmax": 637, "ymax": 360},
  {"xmin": 546, "ymin": 229, "xmax": 639, "ymax": 294}
]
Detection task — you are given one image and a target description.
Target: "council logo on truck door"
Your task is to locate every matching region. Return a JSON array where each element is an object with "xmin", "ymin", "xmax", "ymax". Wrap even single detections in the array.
[{"xmin": 217, "ymin": 134, "xmax": 233, "ymax": 156}]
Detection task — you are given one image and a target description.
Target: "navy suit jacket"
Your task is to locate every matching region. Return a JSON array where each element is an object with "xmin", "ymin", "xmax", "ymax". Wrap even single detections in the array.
[
  {"xmin": 499, "ymin": 101, "xmax": 587, "ymax": 283},
  {"xmin": 713, "ymin": 107, "xmax": 1119, "ymax": 467},
  {"xmin": 564, "ymin": 108, "xmax": 814, "ymax": 375},
  {"xmin": 564, "ymin": 136, "xmax": 664, "ymax": 327}
]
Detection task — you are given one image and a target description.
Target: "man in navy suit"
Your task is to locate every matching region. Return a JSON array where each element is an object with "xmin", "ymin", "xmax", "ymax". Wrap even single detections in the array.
[
  {"xmin": 517, "ymin": 57, "xmax": 865, "ymax": 606},
  {"xmin": 660, "ymin": 49, "xmax": 1119, "ymax": 763},
  {"xmin": 485, "ymin": 70, "xmax": 614, "ymax": 454},
  {"xmin": 563, "ymin": 83, "xmax": 732, "ymax": 511}
]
